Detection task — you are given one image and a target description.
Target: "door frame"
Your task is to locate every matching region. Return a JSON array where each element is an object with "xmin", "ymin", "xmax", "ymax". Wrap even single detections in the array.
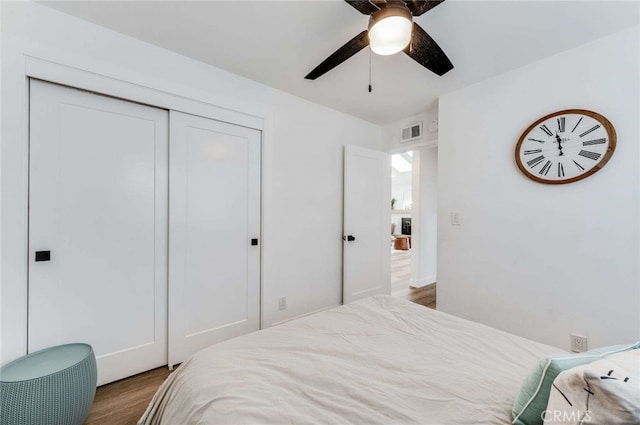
[{"xmin": 1, "ymin": 45, "xmax": 267, "ymax": 365}]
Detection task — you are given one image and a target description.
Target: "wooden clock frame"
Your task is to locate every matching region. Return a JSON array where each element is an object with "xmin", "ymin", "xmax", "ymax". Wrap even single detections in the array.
[{"xmin": 515, "ymin": 109, "xmax": 617, "ymax": 184}]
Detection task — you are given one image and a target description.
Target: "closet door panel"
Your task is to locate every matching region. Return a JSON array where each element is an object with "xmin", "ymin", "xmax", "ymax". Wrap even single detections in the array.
[
  {"xmin": 169, "ymin": 111, "xmax": 261, "ymax": 366},
  {"xmin": 28, "ymin": 79, "xmax": 168, "ymax": 385}
]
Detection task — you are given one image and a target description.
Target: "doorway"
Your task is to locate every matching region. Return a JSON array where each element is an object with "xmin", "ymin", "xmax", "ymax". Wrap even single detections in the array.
[
  {"xmin": 390, "ymin": 147, "xmax": 438, "ymax": 308},
  {"xmin": 390, "ymin": 152, "xmax": 413, "ymax": 296}
]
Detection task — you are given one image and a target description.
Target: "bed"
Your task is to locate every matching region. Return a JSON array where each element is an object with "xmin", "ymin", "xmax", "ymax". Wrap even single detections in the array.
[{"xmin": 139, "ymin": 295, "xmax": 562, "ymax": 424}]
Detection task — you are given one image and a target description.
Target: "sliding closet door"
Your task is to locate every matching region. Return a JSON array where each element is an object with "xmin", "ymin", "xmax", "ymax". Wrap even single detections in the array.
[
  {"xmin": 169, "ymin": 111, "xmax": 261, "ymax": 367},
  {"xmin": 28, "ymin": 80, "xmax": 168, "ymax": 385}
]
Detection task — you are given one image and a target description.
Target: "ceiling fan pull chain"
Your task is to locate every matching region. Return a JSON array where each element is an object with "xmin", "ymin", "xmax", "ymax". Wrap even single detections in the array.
[{"xmin": 368, "ymin": 46, "xmax": 373, "ymax": 93}]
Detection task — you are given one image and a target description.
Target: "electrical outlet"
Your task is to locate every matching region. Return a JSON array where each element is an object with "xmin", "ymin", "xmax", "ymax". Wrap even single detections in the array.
[
  {"xmin": 570, "ymin": 334, "xmax": 588, "ymax": 353},
  {"xmin": 278, "ymin": 297, "xmax": 287, "ymax": 311},
  {"xmin": 451, "ymin": 212, "xmax": 462, "ymax": 226}
]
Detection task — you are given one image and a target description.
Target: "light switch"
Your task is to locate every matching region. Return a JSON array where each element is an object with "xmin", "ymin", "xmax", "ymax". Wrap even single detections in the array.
[{"xmin": 451, "ymin": 212, "xmax": 462, "ymax": 226}]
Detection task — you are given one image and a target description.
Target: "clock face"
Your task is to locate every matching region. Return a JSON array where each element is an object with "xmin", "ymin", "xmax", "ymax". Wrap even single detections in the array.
[{"xmin": 515, "ymin": 109, "xmax": 616, "ymax": 184}]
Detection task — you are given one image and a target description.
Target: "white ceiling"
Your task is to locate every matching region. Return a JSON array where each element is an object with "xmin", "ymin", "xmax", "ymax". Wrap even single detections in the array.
[{"xmin": 42, "ymin": 0, "xmax": 639, "ymax": 124}]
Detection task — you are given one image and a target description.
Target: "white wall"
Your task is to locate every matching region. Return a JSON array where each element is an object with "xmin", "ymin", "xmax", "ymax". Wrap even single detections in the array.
[
  {"xmin": 392, "ymin": 167, "xmax": 412, "ymax": 211},
  {"xmin": 410, "ymin": 147, "xmax": 438, "ymax": 287},
  {"xmin": 438, "ymin": 26, "xmax": 640, "ymax": 350},
  {"xmin": 0, "ymin": 1, "xmax": 380, "ymax": 364}
]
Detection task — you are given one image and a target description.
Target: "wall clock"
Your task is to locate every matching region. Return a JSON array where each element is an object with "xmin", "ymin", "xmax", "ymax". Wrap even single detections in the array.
[{"xmin": 515, "ymin": 109, "xmax": 616, "ymax": 184}]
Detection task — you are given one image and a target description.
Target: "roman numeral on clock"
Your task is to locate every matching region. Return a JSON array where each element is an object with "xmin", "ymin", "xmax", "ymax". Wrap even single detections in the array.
[
  {"xmin": 557, "ymin": 117, "xmax": 565, "ymax": 133},
  {"xmin": 579, "ymin": 124, "xmax": 600, "ymax": 138},
  {"xmin": 527, "ymin": 155, "xmax": 545, "ymax": 168},
  {"xmin": 527, "ymin": 138, "xmax": 546, "ymax": 144},
  {"xmin": 523, "ymin": 149, "xmax": 542, "ymax": 155},
  {"xmin": 573, "ymin": 160, "xmax": 585, "ymax": 172},
  {"xmin": 571, "ymin": 116, "xmax": 583, "ymax": 133},
  {"xmin": 539, "ymin": 160, "xmax": 552, "ymax": 176},
  {"xmin": 578, "ymin": 150, "xmax": 601, "ymax": 161},
  {"xmin": 558, "ymin": 162, "xmax": 564, "ymax": 178},
  {"xmin": 582, "ymin": 138, "xmax": 606, "ymax": 146},
  {"xmin": 540, "ymin": 125, "xmax": 553, "ymax": 137}
]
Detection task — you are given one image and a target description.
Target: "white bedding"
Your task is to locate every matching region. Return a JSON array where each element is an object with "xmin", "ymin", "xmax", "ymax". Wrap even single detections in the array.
[{"xmin": 139, "ymin": 295, "xmax": 562, "ymax": 425}]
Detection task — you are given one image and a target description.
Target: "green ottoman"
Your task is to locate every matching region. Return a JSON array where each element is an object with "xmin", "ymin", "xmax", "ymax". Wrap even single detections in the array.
[{"xmin": 0, "ymin": 343, "xmax": 97, "ymax": 425}]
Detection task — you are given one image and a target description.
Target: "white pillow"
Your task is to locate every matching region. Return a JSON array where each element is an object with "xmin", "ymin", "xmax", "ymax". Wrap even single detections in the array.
[{"xmin": 543, "ymin": 350, "xmax": 639, "ymax": 424}]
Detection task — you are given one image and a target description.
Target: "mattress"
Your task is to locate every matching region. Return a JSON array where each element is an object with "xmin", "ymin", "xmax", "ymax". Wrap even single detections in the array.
[{"xmin": 139, "ymin": 295, "xmax": 562, "ymax": 425}]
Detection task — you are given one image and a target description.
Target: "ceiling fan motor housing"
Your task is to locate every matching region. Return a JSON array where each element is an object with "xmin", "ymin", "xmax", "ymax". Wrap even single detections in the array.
[{"xmin": 368, "ymin": 1, "xmax": 413, "ymax": 31}]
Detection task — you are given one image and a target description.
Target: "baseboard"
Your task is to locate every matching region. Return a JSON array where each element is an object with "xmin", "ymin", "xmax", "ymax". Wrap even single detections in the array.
[
  {"xmin": 269, "ymin": 304, "xmax": 338, "ymax": 327},
  {"xmin": 409, "ymin": 276, "xmax": 436, "ymax": 288}
]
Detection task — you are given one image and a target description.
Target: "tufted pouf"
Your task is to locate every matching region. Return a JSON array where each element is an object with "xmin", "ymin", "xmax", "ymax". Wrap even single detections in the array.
[{"xmin": 0, "ymin": 343, "xmax": 97, "ymax": 425}]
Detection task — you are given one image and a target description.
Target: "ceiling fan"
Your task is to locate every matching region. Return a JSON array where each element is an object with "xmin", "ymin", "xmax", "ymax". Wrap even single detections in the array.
[{"xmin": 305, "ymin": 0, "xmax": 453, "ymax": 80}]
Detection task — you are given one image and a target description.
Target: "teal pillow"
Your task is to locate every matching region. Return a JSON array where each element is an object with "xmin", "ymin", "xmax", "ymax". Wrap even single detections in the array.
[{"xmin": 511, "ymin": 342, "xmax": 640, "ymax": 425}]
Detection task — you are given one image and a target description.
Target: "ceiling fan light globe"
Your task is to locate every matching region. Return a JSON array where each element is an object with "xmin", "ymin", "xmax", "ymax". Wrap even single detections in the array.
[
  {"xmin": 369, "ymin": 16, "xmax": 413, "ymax": 55},
  {"xmin": 368, "ymin": 2, "xmax": 413, "ymax": 56}
]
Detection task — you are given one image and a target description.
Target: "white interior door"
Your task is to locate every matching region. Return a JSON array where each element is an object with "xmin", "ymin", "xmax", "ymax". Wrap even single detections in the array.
[
  {"xmin": 343, "ymin": 145, "xmax": 391, "ymax": 303},
  {"xmin": 28, "ymin": 79, "xmax": 168, "ymax": 385},
  {"xmin": 168, "ymin": 111, "xmax": 261, "ymax": 367}
]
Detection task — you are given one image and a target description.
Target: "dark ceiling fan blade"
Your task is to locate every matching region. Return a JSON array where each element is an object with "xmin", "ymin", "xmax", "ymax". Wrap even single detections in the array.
[
  {"xmin": 403, "ymin": 0, "xmax": 445, "ymax": 16},
  {"xmin": 305, "ymin": 31, "xmax": 370, "ymax": 80},
  {"xmin": 344, "ymin": 0, "xmax": 381, "ymax": 15},
  {"xmin": 403, "ymin": 23, "xmax": 453, "ymax": 76}
]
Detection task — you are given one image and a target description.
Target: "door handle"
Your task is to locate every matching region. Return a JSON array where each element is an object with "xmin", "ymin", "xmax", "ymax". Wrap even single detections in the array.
[{"xmin": 342, "ymin": 235, "xmax": 356, "ymax": 242}]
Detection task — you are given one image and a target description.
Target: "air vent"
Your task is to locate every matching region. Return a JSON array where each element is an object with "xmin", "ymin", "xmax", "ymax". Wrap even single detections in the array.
[{"xmin": 400, "ymin": 122, "xmax": 422, "ymax": 143}]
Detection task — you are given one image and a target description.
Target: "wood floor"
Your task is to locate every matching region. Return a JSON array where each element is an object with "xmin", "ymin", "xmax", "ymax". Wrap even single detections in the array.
[
  {"xmin": 391, "ymin": 248, "xmax": 412, "ymax": 294},
  {"xmin": 391, "ymin": 247, "xmax": 437, "ymax": 309},
  {"xmin": 85, "ymin": 254, "xmax": 436, "ymax": 424},
  {"xmin": 401, "ymin": 283, "xmax": 437, "ymax": 309},
  {"xmin": 85, "ymin": 366, "xmax": 172, "ymax": 425}
]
